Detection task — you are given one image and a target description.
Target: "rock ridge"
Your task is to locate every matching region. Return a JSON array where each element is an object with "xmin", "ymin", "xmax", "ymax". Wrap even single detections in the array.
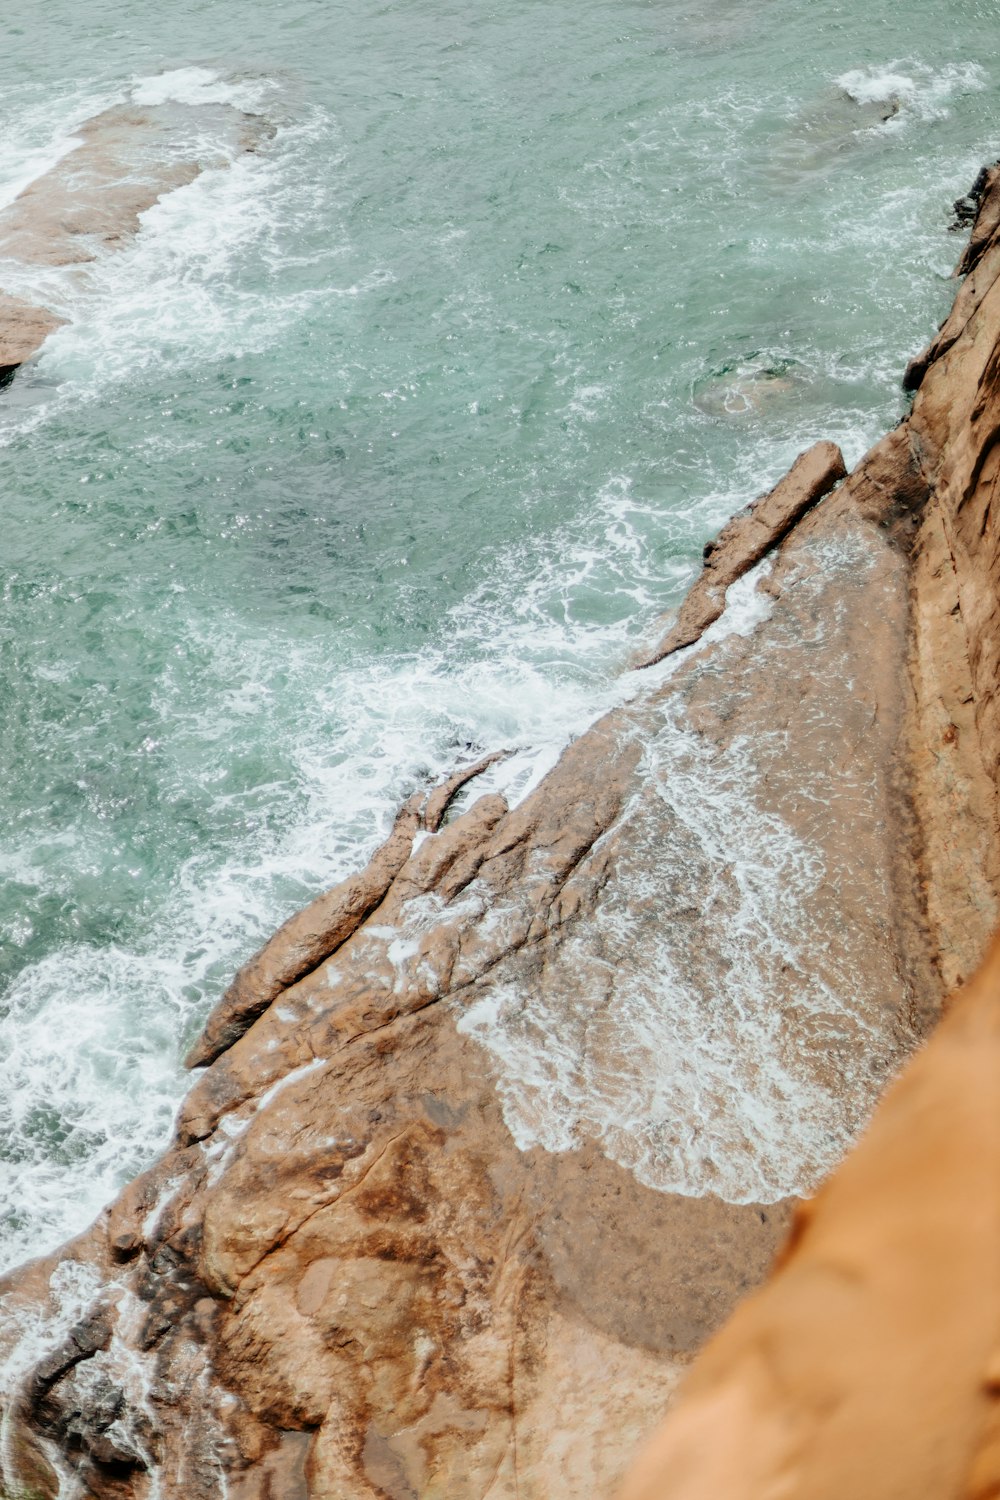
[{"xmin": 633, "ymin": 439, "xmax": 847, "ymax": 667}]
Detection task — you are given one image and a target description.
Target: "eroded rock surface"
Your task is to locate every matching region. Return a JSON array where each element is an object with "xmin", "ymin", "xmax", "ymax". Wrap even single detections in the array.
[{"xmin": 2, "ymin": 169, "xmax": 1000, "ymax": 1500}]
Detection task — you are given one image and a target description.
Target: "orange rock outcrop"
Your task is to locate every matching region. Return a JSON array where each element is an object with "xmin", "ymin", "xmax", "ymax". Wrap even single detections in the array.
[{"xmin": 617, "ymin": 157, "xmax": 1000, "ymax": 1500}]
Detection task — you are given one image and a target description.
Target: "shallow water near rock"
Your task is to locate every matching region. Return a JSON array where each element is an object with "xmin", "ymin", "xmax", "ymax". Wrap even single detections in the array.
[{"xmin": 0, "ymin": 0, "xmax": 998, "ymax": 1270}]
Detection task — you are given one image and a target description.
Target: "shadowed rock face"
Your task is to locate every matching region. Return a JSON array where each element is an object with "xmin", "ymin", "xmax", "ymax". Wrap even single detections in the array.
[
  {"xmin": 616, "ymin": 922, "xmax": 1000, "ymax": 1500},
  {"xmin": 1, "ymin": 171, "xmax": 999, "ymax": 1499},
  {"xmin": 0, "ymin": 100, "xmax": 274, "ymax": 379}
]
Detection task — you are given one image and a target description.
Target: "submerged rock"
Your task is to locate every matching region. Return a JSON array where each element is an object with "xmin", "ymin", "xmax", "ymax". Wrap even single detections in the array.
[
  {"xmin": 0, "ymin": 99, "xmax": 274, "ymax": 381},
  {"xmin": 2, "ymin": 166, "xmax": 1000, "ymax": 1500},
  {"xmin": 691, "ymin": 354, "xmax": 807, "ymax": 418}
]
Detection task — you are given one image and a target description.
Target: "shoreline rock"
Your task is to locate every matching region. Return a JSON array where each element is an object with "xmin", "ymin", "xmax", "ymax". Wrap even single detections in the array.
[
  {"xmin": 2, "ymin": 167, "xmax": 1000, "ymax": 1499},
  {"xmin": 0, "ymin": 294, "xmax": 66, "ymax": 386}
]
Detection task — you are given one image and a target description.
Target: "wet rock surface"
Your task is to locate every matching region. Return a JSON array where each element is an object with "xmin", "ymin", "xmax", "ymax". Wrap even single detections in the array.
[
  {"xmin": 616, "ymin": 167, "xmax": 1000, "ymax": 1500},
  {"xmin": 2, "ymin": 168, "xmax": 1000, "ymax": 1499},
  {"xmin": 0, "ymin": 294, "xmax": 66, "ymax": 384}
]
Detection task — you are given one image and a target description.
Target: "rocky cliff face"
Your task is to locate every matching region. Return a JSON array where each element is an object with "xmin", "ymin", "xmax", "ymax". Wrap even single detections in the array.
[{"xmin": 1, "ymin": 169, "xmax": 999, "ymax": 1500}]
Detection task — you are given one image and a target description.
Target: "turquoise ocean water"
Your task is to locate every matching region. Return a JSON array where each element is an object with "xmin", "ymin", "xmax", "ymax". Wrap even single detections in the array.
[{"xmin": 0, "ymin": 0, "xmax": 997, "ymax": 1269}]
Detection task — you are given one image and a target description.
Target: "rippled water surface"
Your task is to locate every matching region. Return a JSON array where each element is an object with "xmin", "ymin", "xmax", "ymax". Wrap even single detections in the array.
[{"xmin": 0, "ymin": 0, "xmax": 997, "ymax": 1266}]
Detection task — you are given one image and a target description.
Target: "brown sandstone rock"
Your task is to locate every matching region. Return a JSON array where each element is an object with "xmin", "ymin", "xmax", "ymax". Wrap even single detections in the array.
[
  {"xmin": 186, "ymin": 791, "xmax": 428, "ymax": 1070},
  {"xmin": 187, "ymin": 752, "xmax": 512, "ymax": 1069},
  {"xmin": 422, "ymin": 748, "xmax": 511, "ymax": 833},
  {"xmin": 955, "ymin": 161, "xmax": 1000, "ymax": 276},
  {"xmin": 615, "ymin": 168, "xmax": 1000, "ymax": 1500},
  {"xmin": 617, "ymin": 927, "xmax": 1000, "ymax": 1500},
  {"xmin": 903, "ymin": 161, "xmax": 1000, "ymax": 394}
]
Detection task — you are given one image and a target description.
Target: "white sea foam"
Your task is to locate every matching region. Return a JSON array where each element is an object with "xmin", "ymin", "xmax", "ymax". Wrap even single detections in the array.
[
  {"xmin": 0, "ymin": 945, "xmax": 195, "ymax": 1270},
  {"xmin": 35, "ymin": 157, "xmax": 315, "ymax": 380},
  {"xmin": 130, "ymin": 65, "xmax": 273, "ymax": 113},
  {"xmin": 836, "ymin": 60, "xmax": 987, "ymax": 128},
  {"xmin": 0, "ymin": 79, "xmax": 126, "ymax": 217},
  {"xmin": 0, "ymin": 131, "xmax": 82, "ymax": 215}
]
